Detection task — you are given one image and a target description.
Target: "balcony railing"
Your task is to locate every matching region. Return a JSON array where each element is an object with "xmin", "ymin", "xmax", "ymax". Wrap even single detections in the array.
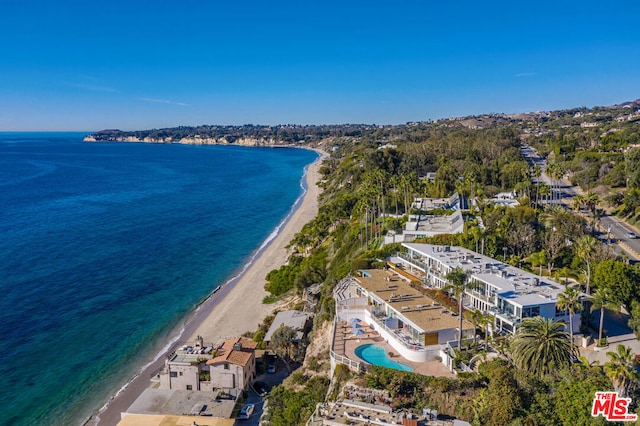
[
  {"xmin": 488, "ymin": 306, "xmax": 520, "ymax": 324},
  {"xmin": 397, "ymin": 253, "xmax": 428, "ymax": 271},
  {"xmin": 329, "ymin": 319, "xmax": 366, "ymax": 373},
  {"xmin": 369, "ymin": 315, "xmax": 428, "ymax": 352}
]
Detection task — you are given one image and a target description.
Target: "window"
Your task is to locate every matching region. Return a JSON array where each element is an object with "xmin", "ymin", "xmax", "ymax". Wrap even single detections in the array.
[
  {"xmin": 186, "ymin": 385, "xmax": 192, "ymax": 390},
  {"xmin": 170, "ymin": 371, "xmax": 178, "ymax": 378},
  {"xmin": 179, "ymin": 372, "xmax": 183, "ymax": 376},
  {"xmin": 224, "ymin": 363, "xmax": 229, "ymax": 370},
  {"xmin": 555, "ymin": 305, "xmax": 568, "ymax": 317}
]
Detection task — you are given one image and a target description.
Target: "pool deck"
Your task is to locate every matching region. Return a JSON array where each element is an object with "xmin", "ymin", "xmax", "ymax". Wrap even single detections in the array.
[{"xmin": 334, "ymin": 321, "xmax": 453, "ymax": 377}]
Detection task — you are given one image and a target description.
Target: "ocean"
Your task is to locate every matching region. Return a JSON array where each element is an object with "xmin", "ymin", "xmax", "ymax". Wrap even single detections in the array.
[{"xmin": 0, "ymin": 133, "xmax": 317, "ymax": 425}]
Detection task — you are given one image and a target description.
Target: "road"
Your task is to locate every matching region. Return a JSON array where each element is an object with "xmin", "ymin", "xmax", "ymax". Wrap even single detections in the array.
[{"xmin": 520, "ymin": 143, "xmax": 640, "ymax": 261}]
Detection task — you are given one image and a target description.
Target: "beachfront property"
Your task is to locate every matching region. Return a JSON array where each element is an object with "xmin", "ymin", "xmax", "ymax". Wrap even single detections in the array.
[
  {"xmin": 159, "ymin": 336, "xmax": 256, "ymax": 392},
  {"xmin": 391, "ymin": 243, "xmax": 579, "ymax": 335},
  {"xmin": 264, "ymin": 310, "xmax": 313, "ymax": 344},
  {"xmin": 120, "ymin": 388, "xmax": 239, "ymax": 424},
  {"xmin": 332, "ymin": 269, "xmax": 474, "ymax": 367}
]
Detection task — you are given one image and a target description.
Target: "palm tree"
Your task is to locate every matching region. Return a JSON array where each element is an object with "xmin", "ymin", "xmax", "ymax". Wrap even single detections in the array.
[
  {"xmin": 574, "ymin": 355, "xmax": 600, "ymax": 373},
  {"xmin": 585, "ymin": 191, "xmax": 600, "ymax": 227},
  {"xmin": 571, "ymin": 194, "xmax": 585, "ymax": 212},
  {"xmin": 444, "ymin": 267, "xmax": 477, "ymax": 349},
  {"xmin": 510, "ymin": 317, "xmax": 575, "ymax": 378},
  {"xmin": 590, "ymin": 287, "xmax": 618, "ymax": 346},
  {"xmin": 556, "ymin": 286, "xmax": 583, "ymax": 347},
  {"xmin": 546, "ymin": 163, "xmax": 564, "ymax": 203},
  {"xmin": 526, "ymin": 250, "xmax": 547, "ymax": 277},
  {"xmin": 538, "ymin": 183, "xmax": 551, "ymax": 205},
  {"xmin": 575, "ymin": 235, "xmax": 598, "ymax": 295},
  {"xmin": 604, "ymin": 344, "xmax": 640, "ymax": 397},
  {"xmin": 532, "ymin": 164, "xmax": 542, "ymax": 209}
]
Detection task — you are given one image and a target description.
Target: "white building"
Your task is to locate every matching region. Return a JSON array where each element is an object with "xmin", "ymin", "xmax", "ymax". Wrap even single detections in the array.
[
  {"xmin": 392, "ymin": 243, "xmax": 579, "ymax": 335},
  {"xmin": 384, "ymin": 209, "xmax": 464, "ymax": 245},
  {"xmin": 333, "ymin": 269, "xmax": 474, "ymax": 364},
  {"xmin": 411, "ymin": 192, "xmax": 460, "ymax": 211}
]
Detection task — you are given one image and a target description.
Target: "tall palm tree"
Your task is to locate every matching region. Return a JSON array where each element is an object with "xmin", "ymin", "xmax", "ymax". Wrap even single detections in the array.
[
  {"xmin": 590, "ymin": 287, "xmax": 618, "ymax": 346},
  {"xmin": 585, "ymin": 191, "xmax": 600, "ymax": 226},
  {"xmin": 546, "ymin": 163, "xmax": 565, "ymax": 203},
  {"xmin": 538, "ymin": 183, "xmax": 551, "ymax": 205},
  {"xmin": 575, "ymin": 235, "xmax": 598, "ymax": 295},
  {"xmin": 444, "ymin": 267, "xmax": 477, "ymax": 349},
  {"xmin": 604, "ymin": 344, "xmax": 640, "ymax": 397},
  {"xmin": 556, "ymin": 286, "xmax": 583, "ymax": 347},
  {"xmin": 532, "ymin": 164, "xmax": 542, "ymax": 209},
  {"xmin": 510, "ymin": 317, "xmax": 575, "ymax": 378}
]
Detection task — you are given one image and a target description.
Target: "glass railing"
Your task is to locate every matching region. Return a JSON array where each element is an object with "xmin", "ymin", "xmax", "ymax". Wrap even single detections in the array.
[
  {"xmin": 369, "ymin": 315, "xmax": 428, "ymax": 352},
  {"xmin": 397, "ymin": 253, "xmax": 428, "ymax": 271}
]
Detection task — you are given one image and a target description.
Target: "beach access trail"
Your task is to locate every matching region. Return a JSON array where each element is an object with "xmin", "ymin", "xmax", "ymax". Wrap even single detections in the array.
[{"xmin": 89, "ymin": 148, "xmax": 326, "ymax": 426}]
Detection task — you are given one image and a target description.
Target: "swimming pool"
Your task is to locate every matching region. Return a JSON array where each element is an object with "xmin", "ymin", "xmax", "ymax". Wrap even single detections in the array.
[{"xmin": 354, "ymin": 344, "xmax": 414, "ymax": 372}]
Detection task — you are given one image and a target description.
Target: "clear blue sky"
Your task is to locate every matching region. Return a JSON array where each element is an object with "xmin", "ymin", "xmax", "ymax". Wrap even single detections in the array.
[{"xmin": 1, "ymin": 1, "xmax": 639, "ymax": 131}]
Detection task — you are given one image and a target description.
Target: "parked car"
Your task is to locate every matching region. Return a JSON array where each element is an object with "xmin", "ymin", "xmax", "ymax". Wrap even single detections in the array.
[
  {"xmin": 253, "ymin": 380, "xmax": 270, "ymax": 397},
  {"xmin": 625, "ymin": 232, "xmax": 637, "ymax": 239},
  {"xmin": 237, "ymin": 403, "xmax": 255, "ymax": 420},
  {"xmin": 267, "ymin": 358, "xmax": 277, "ymax": 373}
]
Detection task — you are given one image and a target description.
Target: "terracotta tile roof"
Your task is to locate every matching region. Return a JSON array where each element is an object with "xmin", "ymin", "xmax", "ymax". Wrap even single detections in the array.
[{"xmin": 206, "ymin": 337, "xmax": 256, "ymax": 367}]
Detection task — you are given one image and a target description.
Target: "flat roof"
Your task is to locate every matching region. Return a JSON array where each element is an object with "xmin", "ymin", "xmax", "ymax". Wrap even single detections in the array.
[
  {"xmin": 264, "ymin": 310, "xmax": 311, "ymax": 342},
  {"xmin": 117, "ymin": 414, "xmax": 234, "ymax": 426},
  {"xmin": 124, "ymin": 389, "xmax": 236, "ymax": 419},
  {"xmin": 354, "ymin": 269, "xmax": 473, "ymax": 334},
  {"xmin": 404, "ymin": 210, "xmax": 463, "ymax": 234},
  {"xmin": 403, "ymin": 243, "xmax": 566, "ymax": 306}
]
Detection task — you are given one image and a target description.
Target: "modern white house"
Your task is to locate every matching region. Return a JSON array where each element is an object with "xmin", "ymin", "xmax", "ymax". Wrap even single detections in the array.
[
  {"xmin": 333, "ymin": 269, "xmax": 474, "ymax": 364},
  {"xmin": 391, "ymin": 243, "xmax": 579, "ymax": 335},
  {"xmin": 411, "ymin": 192, "xmax": 460, "ymax": 211},
  {"xmin": 384, "ymin": 209, "xmax": 464, "ymax": 245}
]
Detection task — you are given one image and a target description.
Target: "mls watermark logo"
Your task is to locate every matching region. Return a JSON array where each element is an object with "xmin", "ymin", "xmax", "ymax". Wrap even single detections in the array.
[{"xmin": 591, "ymin": 392, "xmax": 638, "ymax": 421}]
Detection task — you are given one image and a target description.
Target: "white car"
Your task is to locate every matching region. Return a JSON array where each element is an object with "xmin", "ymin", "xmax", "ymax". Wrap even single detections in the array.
[
  {"xmin": 237, "ymin": 403, "xmax": 255, "ymax": 420},
  {"xmin": 625, "ymin": 232, "xmax": 637, "ymax": 239}
]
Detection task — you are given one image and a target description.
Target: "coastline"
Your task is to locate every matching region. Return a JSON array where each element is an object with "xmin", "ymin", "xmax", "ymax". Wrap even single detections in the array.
[{"xmin": 87, "ymin": 147, "xmax": 326, "ymax": 426}]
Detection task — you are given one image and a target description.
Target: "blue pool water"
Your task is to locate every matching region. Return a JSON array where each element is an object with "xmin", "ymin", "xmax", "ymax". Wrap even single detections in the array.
[{"xmin": 354, "ymin": 344, "xmax": 414, "ymax": 372}]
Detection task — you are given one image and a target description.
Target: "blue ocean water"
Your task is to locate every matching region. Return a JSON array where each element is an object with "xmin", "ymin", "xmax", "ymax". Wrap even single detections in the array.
[{"xmin": 0, "ymin": 133, "xmax": 317, "ymax": 426}]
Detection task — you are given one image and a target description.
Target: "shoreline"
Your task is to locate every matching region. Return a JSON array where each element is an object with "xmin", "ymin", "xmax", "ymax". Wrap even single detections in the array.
[{"xmin": 87, "ymin": 147, "xmax": 326, "ymax": 426}]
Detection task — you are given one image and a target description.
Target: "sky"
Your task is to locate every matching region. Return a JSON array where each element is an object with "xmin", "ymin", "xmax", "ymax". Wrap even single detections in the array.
[{"xmin": 1, "ymin": 1, "xmax": 639, "ymax": 131}]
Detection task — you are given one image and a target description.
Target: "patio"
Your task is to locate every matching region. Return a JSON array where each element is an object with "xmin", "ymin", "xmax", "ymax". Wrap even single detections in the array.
[{"xmin": 334, "ymin": 320, "xmax": 453, "ymax": 377}]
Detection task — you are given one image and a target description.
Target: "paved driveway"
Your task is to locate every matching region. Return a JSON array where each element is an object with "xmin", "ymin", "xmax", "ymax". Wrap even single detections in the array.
[
  {"xmin": 235, "ymin": 359, "xmax": 290, "ymax": 425},
  {"xmin": 580, "ymin": 309, "xmax": 640, "ymax": 365}
]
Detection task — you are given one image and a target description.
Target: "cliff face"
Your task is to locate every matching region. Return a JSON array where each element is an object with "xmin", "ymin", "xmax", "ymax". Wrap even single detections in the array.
[{"xmin": 84, "ymin": 135, "xmax": 285, "ymax": 146}]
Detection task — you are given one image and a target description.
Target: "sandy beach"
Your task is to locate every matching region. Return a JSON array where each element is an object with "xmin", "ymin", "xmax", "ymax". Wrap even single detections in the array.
[
  {"xmin": 89, "ymin": 148, "xmax": 326, "ymax": 426},
  {"xmin": 188, "ymin": 149, "xmax": 326, "ymax": 341}
]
